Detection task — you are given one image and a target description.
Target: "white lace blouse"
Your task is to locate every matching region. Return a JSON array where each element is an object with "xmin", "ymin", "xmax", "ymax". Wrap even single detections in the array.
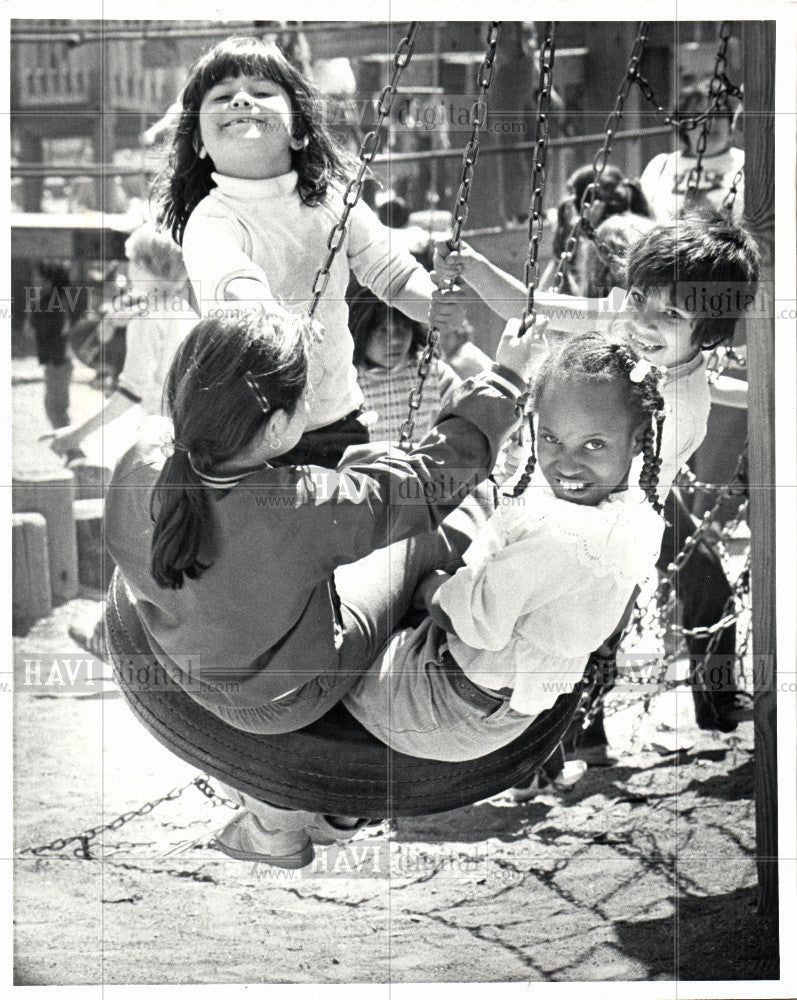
[{"xmin": 436, "ymin": 478, "xmax": 665, "ymax": 717}]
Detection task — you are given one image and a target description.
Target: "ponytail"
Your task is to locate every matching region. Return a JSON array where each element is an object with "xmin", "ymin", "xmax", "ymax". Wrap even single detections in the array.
[
  {"xmin": 150, "ymin": 448, "xmax": 213, "ymax": 589},
  {"xmin": 148, "ymin": 309, "xmax": 309, "ymax": 590}
]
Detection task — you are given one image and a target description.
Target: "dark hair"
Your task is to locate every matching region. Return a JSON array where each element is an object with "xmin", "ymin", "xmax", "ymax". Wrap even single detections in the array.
[
  {"xmin": 155, "ymin": 36, "xmax": 353, "ymax": 244},
  {"xmin": 627, "ymin": 213, "xmax": 760, "ymax": 349},
  {"xmin": 348, "ymin": 285, "xmax": 428, "ymax": 368},
  {"xmin": 585, "ymin": 212, "xmax": 656, "ymax": 298},
  {"xmin": 514, "ymin": 333, "xmax": 666, "ymax": 513},
  {"xmin": 150, "ymin": 309, "xmax": 309, "ymax": 589},
  {"xmin": 552, "ymin": 164, "xmax": 652, "ymax": 259}
]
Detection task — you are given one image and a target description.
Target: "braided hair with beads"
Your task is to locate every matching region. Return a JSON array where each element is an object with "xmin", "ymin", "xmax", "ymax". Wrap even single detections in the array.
[{"xmin": 510, "ymin": 333, "xmax": 666, "ymax": 513}]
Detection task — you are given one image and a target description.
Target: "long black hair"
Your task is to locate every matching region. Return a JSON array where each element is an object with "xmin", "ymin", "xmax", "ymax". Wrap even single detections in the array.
[
  {"xmin": 150, "ymin": 309, "xmax": 309, "ymax": 589},
  {"xmin": 514, "ymin": 333, "xmax": 666, "ymax": 513},
  {"xmin": 155, "ymin": 36, "xmax": 353, "ymax": 245}
]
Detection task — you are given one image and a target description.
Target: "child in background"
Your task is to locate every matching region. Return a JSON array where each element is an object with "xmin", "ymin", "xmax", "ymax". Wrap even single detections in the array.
[
  {"xmin": 583, "ymin": 213, "xmax": 656, "ymax": 299},
  {"xmin": 435, "ymin": 213, "xmax": 760, "ymax": 732},
  {"xmin": 51, "ymin": 224, "xmax": 197, "ymax": 460},
  {"xmin": 640, "ymin": 82, "xmax": 744, "ymax": 223},
  {"xmin": 52, "ymin": 224, "xmax": 197, "ymax": 661},
  {"xmin": 28, "ymin": 262, "xmax": 75, "ymax": 434},
  {"xmin": 156, "ymin": 36, "xmax": 463, "ymax": 467},
  {"xmin": 539, "ymin": 164, "xmax": 652, "ymax": 296},
  {"xmin": 343, "ymin": 333, "xmax": 666, "ymax": 761},
  {"xmin": 349, "ymin": 286, "xmax": 458, "ymax": 446}
]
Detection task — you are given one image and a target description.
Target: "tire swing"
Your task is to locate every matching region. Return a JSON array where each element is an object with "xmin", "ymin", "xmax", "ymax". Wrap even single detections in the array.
[{"xmin": 105, "ymin": 22, "xmax": 583, "ymax": 818}]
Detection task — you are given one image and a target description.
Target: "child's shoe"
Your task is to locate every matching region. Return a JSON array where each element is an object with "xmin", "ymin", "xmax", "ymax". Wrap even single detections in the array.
[
  {"xmin": 68, "ymin": 615, "xmax": 108, "ymax": 663},
  {"xmin": 306, "ymin": 815, "xmax": 371, "ymax": 846},
  {"xmin": 209, "ymin": 809, "xmax": 314, "ymax": 869},
  {"xmin": 511, "ymin": 760, "xmax": 588, "ymax": 802}
]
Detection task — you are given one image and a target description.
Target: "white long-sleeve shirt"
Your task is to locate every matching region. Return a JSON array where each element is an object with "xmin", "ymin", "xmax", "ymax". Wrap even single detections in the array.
[
  {"xmin": 181, "ymin": 171, "xmax": 423, "ymax": 430},
  {"xmin": 436, "ymin": 484, "xmax": 665, "ymax": 717}
]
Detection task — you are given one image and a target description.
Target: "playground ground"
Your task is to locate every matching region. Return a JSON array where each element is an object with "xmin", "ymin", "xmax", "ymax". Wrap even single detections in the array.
[{"xmin": 10, "ymin": 354, "xmax": 780, "ymax": 987}]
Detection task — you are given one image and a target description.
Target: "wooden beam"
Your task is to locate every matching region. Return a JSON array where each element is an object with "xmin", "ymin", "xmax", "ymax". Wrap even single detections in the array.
[{"xmin": 742, "ymin": 21, "xmax": 777, "ymax": 921}]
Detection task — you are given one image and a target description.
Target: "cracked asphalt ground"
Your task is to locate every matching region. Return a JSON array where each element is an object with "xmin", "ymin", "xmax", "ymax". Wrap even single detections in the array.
[{"xmin": 11, "ymin": 356, "xmax": 779, "ymax": 986}]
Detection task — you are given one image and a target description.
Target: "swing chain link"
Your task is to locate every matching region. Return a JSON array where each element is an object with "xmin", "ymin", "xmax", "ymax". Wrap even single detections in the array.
[
  {"xmin": 634, "ymin": 21, "xmax": 741, "ymax": 132},
  {"xmin": 308, "ymin": 22, "xmax": 419, "ymax": 317},
  {"xmin": 399, "ymin": 22, "xmax": 501, "ymax": 450},
  {"xmin": 722, "ymin": 164, "xmax": 745, "ymax": 214},
  {"xmin": 685, "ymin": 21, "xmax": 735, "ymax": 203},
  {"xmin": 520, "ymin": 22, "xmax": 556, "ymax": 333},
  {"xmin": 576, "ymin": 449, "xmax": 750, "ymax": 730},
  {"xmin": 552, "ymin": 22, "xmax": 648, "ymax": 293},
  {"xmin": 16, "ymin": 777, "xmax": 209, "ymax": 859}
]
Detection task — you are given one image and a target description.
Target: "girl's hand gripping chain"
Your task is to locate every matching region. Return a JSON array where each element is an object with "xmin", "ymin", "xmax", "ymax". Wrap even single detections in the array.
[
  {"xmin": 433, "ymin": 240, "xmax": 482, "ymax": 285},
  {"xmin": 495, "ymin": 316, "xmax": 551, "ymax": 384},
  {"xmin": 428, "ymin": 282, "xmax": 466, "ymax": 335}
]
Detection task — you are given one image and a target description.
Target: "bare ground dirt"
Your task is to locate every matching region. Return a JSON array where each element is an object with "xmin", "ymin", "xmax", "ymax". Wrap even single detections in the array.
[{"xmin": 11, "ymin": 357, "xmax": 779, "ymax": 986}]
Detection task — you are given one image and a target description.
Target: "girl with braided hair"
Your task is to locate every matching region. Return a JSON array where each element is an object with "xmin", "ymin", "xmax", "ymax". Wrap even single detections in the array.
[{"xmin": 343, "ymin": 331, "xmax": 667, "ymax": 763}]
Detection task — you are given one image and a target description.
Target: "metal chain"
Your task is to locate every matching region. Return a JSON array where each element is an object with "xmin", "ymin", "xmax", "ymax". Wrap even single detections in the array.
[
  {"xmin": 16, "ymin": 777, "xmax": 209, "ymax": 859},
  {"xmin": 507, "ymin": 23, "xmax": 556, "ymax": 500},
  {"xmin": 721, "ymin": 164, "xmax": 745, "ymax": 214},
  {"xmin": 633, "ymin": 21, "xmax": 741, "ymax": 132},
  {"xmin": 577, "ymin": 453, "xmax": 750, "ymax": 729},
  {"xmin": 552, "ymin": 22, "xmax": 648, "ymax": 293},
  {"xmin": 308, "ymin": 22, "xmax": 419, "ymax": 318},
  {"xmin": 520, "ymin": 23, "xmax": 556, "ymax": 333},
  {"xmin": 399, "ymin": 22, "xmax": 501, "ymax": 450},
  {"xmin": 684, "ymin": 21, "xmax": 735, "ymax": 204}
]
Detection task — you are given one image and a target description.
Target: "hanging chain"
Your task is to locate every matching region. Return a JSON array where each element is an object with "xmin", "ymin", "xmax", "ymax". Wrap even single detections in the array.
[
  {"xmin": 634, "ymin": 22, "xmax": 741, "ymax": 131},
  {"xmin": 399, "ymin": 22, "xmax": 501, "ymax": 449},
  {"xmin": 576, "ymin": 448, "xmax": 750, "ymax": 731},
  {"xmin": 308, "ymin": 22, "xmax": 419, "ymax": 318},
  {"xmin": 552, "ymin": 22, "xmax": 648, "ymax": 293},
  {"xmin": 16, "ymin": 777, "xmax": 211, "ymax": 859},
  {"xmin": 505, "ymin": 23, "xmax": 556, "ymax": 500},
  {"xmin": 722, "ymin": 164, "xmax": 745, "ymax": 214},
  {"xmin": 684, "ymin": 21, "xmax": 735, "ymax": 204},
  {"xmin": 520, "ymin": 23, "xmax": 556, "ymax": 334}
]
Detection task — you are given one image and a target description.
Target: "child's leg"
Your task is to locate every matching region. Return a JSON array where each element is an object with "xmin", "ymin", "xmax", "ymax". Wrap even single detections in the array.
[
  {"xmin": 231, "ymin": 485, "xmax": 496, "ymax": 735},
  {"xmin": 343, "ymin": 619, "xmax": 533, "ymax": 762},
  {"xmin": 43, "ymin": 359, "xmax": 72, "ymax": 428},
  {"xmin": 660, "ymin": 490, "xmax": 738, "ymax": 731},
  {"xmin": 333, "ymin": 481, "xmax": 497, "ymax": 683}
]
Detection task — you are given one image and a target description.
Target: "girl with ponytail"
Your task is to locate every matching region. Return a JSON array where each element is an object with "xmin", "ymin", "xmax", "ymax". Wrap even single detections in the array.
[{"xmin": 105, "ymin": 308, "xmax": 539, "ymax": 740}]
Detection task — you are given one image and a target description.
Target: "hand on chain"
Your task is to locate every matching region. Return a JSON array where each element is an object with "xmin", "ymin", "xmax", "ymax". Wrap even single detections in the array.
[
  {"xmin": 428, "ymin": 284, "xmax": 466, "ymax": 335},
  {"xmin": 495, "ymin": 317, "xmax": 550, "ymax": 383}
]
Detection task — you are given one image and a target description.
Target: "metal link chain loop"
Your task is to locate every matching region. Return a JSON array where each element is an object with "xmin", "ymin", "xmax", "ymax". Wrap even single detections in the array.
[
  {"xmin": 399, "ymin": 21, "xmax": 501, "ymax": 449},
  {"xmin": 552, "ymin": 22, "xmax": 648, "ymax": 293},
  {"xmin": 520, "ymin": 23, "xmax": 556, "ymax": 334},
  {"xmin": 17, "ymin": 777, "xmax": 208, "ymax": 859},
  {"xmin": 684, "ymin": 22, "xmax": 735, "ymax": 204},
  {"xmin": 576, "ymin": 446, "xmax": 750, "ymax": 731},
  {"xmin": 308, "ymin": 22, "xmax": 419, "ymax": 319},
  {"xmin": 722, "ymin": 164, "xmax": 745, "ymax": 214}
]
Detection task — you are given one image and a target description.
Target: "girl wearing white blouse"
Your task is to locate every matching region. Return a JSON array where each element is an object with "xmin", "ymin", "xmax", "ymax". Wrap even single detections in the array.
[{"xmin": 343, "ymin": 332, "xmax": 668, "ymax": 762}]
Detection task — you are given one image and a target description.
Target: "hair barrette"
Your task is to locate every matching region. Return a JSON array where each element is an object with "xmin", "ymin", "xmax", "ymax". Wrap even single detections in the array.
[
  {"xmin": 629, "ymin": 358, "xmax": 657, "ymax": 383},
  {"xmin": 244, "ymin": 371, "xmax": 271, "ymax": 413}
]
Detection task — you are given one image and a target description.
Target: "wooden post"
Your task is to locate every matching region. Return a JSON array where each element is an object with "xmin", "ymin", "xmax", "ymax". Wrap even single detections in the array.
[
  {"xmin": 12, "ymin": 513, "xmax": 52, "ymax": 630},
  {"xmin": 742, "ymin": 21, "xmax": 777, "ymax": 920},
  {"xmin": 13, "ymin": 469, "xmax": 79, "ymax": 605}
]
